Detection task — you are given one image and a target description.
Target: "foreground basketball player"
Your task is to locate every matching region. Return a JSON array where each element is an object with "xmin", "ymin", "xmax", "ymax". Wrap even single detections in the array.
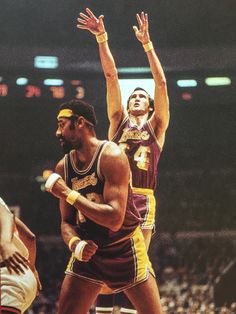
[{"xmin": 45, "ymin": 99, "xmax": 163, "ymax": 314}]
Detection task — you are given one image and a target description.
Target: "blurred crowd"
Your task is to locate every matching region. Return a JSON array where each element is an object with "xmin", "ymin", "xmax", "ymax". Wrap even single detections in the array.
[{"xmin": 154, "ymin": 234, "xmax": 236, "ymax": 313}]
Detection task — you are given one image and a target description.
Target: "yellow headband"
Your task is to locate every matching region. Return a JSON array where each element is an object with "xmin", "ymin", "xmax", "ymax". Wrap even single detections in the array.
[
  {"xmin": 57, "ymin": 109, "xmax": 74, "ymax": 120},
  {"xmin": 57, "ymin": 108, "xmax": 94, "ymax": 126}
]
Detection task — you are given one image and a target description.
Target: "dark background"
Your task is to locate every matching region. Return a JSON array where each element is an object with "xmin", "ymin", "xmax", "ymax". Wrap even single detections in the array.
[
  {"xmin": 1, "ymin": 0, "xmax": 236, "ymax": 49},
  {"xmin": 0, "ymin": 0, "xmax": 235, "ymax": 234}
]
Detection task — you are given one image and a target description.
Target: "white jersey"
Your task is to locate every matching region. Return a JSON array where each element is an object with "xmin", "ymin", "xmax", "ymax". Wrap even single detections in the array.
[
  {"xmin": 0, "ymin": 197, "xmax": 37, "ymax": 313},
  {"xmin": 0, "ymin": 197, "xmax": 29, "ymax": 262}
]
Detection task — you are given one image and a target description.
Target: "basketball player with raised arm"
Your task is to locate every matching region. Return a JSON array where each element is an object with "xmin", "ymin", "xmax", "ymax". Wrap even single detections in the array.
[{"xmin": 77, "ymin": 8, "xmax": 169, "ymax": 314}]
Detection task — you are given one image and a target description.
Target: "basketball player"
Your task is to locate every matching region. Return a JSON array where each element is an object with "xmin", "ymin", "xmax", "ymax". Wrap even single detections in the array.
[
  {"xmin": 77, "ymin": 8, "xmax": 169, "ymax": 314},
  {"xmin": 0, "ymin": 197, "xmax": 41, "ymax": 314},
  {"xmin": 45, "ymin": 99, "xmax": 163, "ymax": 314}
]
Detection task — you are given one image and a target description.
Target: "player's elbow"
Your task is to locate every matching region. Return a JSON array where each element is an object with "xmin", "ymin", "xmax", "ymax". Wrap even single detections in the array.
[
  {"xmin": 110, "ymin": 223, "xmax": 122, "ymax": 232},
  {"xmin": 105, "ymin": 207, "xmax": 124, "ymax": 232},
  {"xmin": 155, "ymin": 79, "xmax": 167, "ymax": 91},
  {"xmin": 105, "ymin": 69, "xmax": 118, "ymax": 80},
  {"xmin": 111, "ymin": 221, "xmax": 122, "ymax": 232},
  {"xmin": 109, "ymin": 211, "xmax": 124, "ymax": 232},
  {"xmin": 30, "ymin": 232, "xmax": 36, "ymax": 241},
  {"xmin": 26, "ymin": 232, "xmax": 36, "ymax": 242}
]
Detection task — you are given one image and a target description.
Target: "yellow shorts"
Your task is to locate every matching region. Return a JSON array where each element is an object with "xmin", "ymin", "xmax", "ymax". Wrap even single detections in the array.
[{"xmin": 132, "ymin": 187, "xmax": 156, "ymax": 230}]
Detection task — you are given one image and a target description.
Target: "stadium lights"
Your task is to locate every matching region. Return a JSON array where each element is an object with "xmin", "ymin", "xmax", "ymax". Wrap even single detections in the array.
[
  {"xmin": 177, "ymin": 79, "xmax": 197, "ymax": 87},
  {"xmin": 16, "ymin": 77, "xmax": 28, "ymax": 85},
  {"xmin": 43, "ymin": 79, "xmax": 64, "ymax": 86},
  {"xmin": 34, "ymin": 56, "xmax": 58, "ymax": 69},
  {"xmin": 118, "ymin": 67, "xmax": 151, "ymax": 74},
  {"xmin": 182, "ymin": 92, "xmax": 192, "ymax": 101},
  {"xmin": 205, "ymin": 77, "xmax": 231, "ymax": 86}
]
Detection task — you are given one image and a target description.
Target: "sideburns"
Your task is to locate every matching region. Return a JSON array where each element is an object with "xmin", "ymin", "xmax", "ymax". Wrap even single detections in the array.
[{"xmin": 69, "ymin": 121, "xmax": 76, "ymax": 130}]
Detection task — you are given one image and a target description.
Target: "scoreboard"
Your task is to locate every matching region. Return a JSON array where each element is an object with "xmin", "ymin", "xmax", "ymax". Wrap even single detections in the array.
[{"xmin": 0, "ymin": 76, "xmax": 86, "ymax": 100}]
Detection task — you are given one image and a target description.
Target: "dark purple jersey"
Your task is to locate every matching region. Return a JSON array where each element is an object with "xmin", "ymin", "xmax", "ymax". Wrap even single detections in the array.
[
  {"xmin": 63, "ymin": 141, "xmax": 142, "ymax": 246},
  {"xmin": 112, "ymin": 116, "xmax": 162, "ymax": 190}
]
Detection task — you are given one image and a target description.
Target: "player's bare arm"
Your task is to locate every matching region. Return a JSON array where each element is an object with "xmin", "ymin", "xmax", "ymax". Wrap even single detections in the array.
[
  {"xmin": 99, "ymin": 141, "xmax": 130, "ymax": 230},
  {"xmin": 0, "ymin": 203, "xmax": 29, "ymax": 274},
  {"xmin": 15, "ymin": 217, "xmax": 36, "ymax": 266},
  {"xmin": 51, "ymin": 160, "xmax": 98, "ymax": 262},
  {"xmin": 55, "ymin": 158, "xmax": 81, "ymax": 243},
  {"xmin": 134, "ymin": 12, "xmax": 170, "ymax": 146},
  {"xmin": 48, "ymin": 143, "xmax": 129, "ymax": 232},
  {"xmin": 77, "ymin": 8, "xmax": 125, "ymax": 139},
  {"xmin": 15, "ymin": 217, "xmax": 42, "ymax": 291}
]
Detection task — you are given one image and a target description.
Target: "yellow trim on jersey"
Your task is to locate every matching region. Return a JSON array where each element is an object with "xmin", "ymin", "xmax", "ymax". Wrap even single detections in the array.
[
  {"xmin": 132, "ymin": 187, "xmax": 156, "ymax": 229},
  {"xmin": 132, "ymin": 187, "xmax": 154, "ymax": 196}
]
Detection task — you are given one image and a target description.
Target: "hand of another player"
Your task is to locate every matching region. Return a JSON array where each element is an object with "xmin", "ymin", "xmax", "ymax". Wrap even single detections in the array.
[
  {"xmin": 80, "ymin": 240, "xmax": 98, "ymax": 262},
  {"xmin": 28, "ymin": 264, "xmax": 42, "ymax": 295},
  {"xmin": 0, "ymin": 242, "xmax": 29, "ymax": 274},
  {"xmin": 77, "ymin": 8, "xmax": 105, "ymax": 35},
  {"xmin": 133, "ymin": 12, "xmax": 150, "ymax": 44}
]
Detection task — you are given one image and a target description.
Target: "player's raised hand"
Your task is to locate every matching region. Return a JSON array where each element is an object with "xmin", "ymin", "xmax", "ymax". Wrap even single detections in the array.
[
  {"xmin": 77, "ymin": 8, "xmax": 105, "ymax": 35},
  {"xmin": 133, "ymin": 12, "xmax": 150, "ymax": 44}
]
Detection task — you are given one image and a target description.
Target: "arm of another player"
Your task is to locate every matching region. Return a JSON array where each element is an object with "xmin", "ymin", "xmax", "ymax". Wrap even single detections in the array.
[
  {"xmin": 54, "ymin": 160, "xmax": 98, "ymax": 262},
  {"xmin": 0, "ymin": 201, "xmax": 28, "ymax": 274},
  {"xmin": 15, "ymin": 217, "xmax": 42, "ymax": 292},
  {"xmin": 77, "ymin": 7, "xmax": 125, "ymax": 139},
  {"xmin": 133, "ymin": 12, "xmax": 170, "ymax": 147}
]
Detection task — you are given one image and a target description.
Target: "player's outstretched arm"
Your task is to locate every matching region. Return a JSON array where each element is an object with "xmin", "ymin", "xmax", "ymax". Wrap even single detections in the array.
[
  {"xmin": 133, "ymin": 12, "xmax": 170, "ymax": 146},
  {"xmin": 77, "ymin": 8, "xmax": 125, "ymax": 139}
]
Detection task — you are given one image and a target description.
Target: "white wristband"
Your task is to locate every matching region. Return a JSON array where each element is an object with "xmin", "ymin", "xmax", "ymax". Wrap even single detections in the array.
[
  {"xmin": 74, "ymin": 240, "xmax": 87, "ymax": 261},
  {"xmin": 45, "ymin": 173, "xmax": 62, "ymax": 192}
]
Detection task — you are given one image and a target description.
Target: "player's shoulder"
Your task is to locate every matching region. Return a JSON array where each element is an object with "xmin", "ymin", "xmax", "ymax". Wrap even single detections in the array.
[
  {"xmin": 102, "ymin": 141, "xmax": 123, "ymax": 158},
  {"xmin": 100, "ymin": 141, "xmax": 129, "ymax": 175}
]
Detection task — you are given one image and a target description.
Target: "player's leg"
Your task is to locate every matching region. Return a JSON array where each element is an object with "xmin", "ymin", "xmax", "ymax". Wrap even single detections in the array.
[
  {"xmin": 124, "ymin": 274, "xmax": 162, "ymax": 314},
  {"xmin": 138, "ymin": 190, "xmax": 156, "ymax": 251},
  {"xmin": 116, "ymin": 228, "xmax": 153, "ymax": 314},
  {"xmin": 115, "ymin": 292, "xmax": 137, "ymax": 314},
  {"xmin": 118, "ymin": 228, "xmax": 153, "ymax": 314},
  {"xmin": 95, "ymin": 294, "xmax": 114, "ymax": 314},
  {"xmin": 58, "ymin": 274, "xmax": 102, "ymax": 314},
  {"xmin": 142, "ymin": 228, "xmax": 152, "ymax": 250}
]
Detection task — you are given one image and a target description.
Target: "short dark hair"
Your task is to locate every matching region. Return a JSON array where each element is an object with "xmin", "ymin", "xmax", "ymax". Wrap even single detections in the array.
[{"xmin": 59, "ymin": 99, "xmax": 97, "ymax": 126}]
